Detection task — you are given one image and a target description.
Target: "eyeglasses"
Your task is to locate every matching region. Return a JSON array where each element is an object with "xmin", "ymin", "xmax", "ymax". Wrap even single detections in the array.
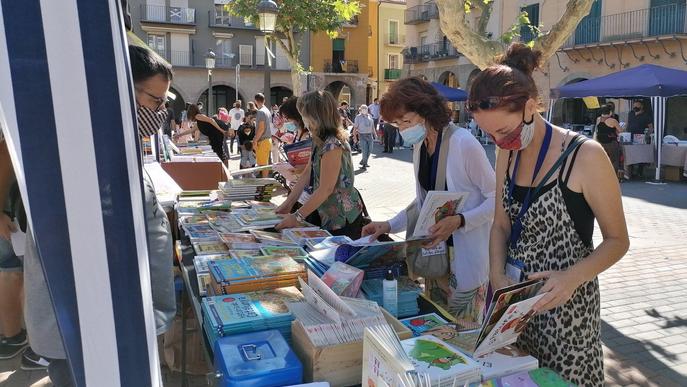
[
  {"xmin": 136, "ymin": 87, "xmax": 167, "ymax": 108},
  {"xmin": 466, "ymin": 95, "xmax": 527, "ymax": 112}
]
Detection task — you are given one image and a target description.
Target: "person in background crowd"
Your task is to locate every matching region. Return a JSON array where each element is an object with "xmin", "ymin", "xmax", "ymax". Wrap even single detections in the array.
[
  {"xmin": 229, "ymin": 100, "xmax": 245, "ymax": 155},
  {"xmin": 451, "ymin": 110, "xmax": 461, "ymax": 125},
  {"xmin": 253, "ymin": 93, "xmax": 273, "ymax": 177},
  {"xmin": 363, "ymin": 77, "xmax": 495, "ymax": 326},
  {"xmin": 369, "ymin": 97, "xmax": 381, "ymax": 134},
  {"xmin": 162, "ymin": 102, "xmax": 179, "ymax": 137},
  {"xmin": 218, "ymin": 107, "xmax": 234, "ymax": 157},
  {"xmin": 468, "ymin": 43, "xmax": 628, "ymax": 385},
  {"xmin": 354, "ymin": 104, "xmax": 375, "ymax": 169},
  {"xmin": 382, "ymin": 121, "xmax": 396, "ymax": 154},
  {"xmin": 595, "ymin": 105, "xmax": 622, "ymax": 178},
  {"xmin": 18, "ymin": 45, "xmax": 179, "ymax": 387},
  {"xmin": 240, "ymin": 141, "xmax": 257, "ymax": 172},
  {"xmin": 276, "ymin": 90, "xmax": 364, "ymax": 239},
  {"xmin": 280, "ymin": 96, "xmax": 310, "ymax": 143},
  {"xmin": 238, "ymin": 110, "xmax": 257, "ymax": 159},
  {"xmin": 606, "ymin": 101, "xmax": 619, "ymax": 121},
  {"xmin": 625, "ymin": 99, "xmax": 653, "ymax": 179},
  {"xmin": 282, "ymin": 96, "xmax": 289, "ymax": 105},
  {"xmin": 247, "ymin": 101, "xmax": 257, "ymax": 112},
  {"xmin": 271, "ymin": 104, "xmax": 284, "ymax": 165},
  {"xmin": 181, "ymin": 103, "xmax": 228, "ymax": 161},
  {"xmin": 0, "ymin": 129, "xmax": 49, "ymax": 371}
]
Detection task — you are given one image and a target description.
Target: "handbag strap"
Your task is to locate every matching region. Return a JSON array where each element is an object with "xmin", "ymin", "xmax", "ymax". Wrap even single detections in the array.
[{"xmin": 435, "ymin": 125, "xmax": 456, "ymax": 191}]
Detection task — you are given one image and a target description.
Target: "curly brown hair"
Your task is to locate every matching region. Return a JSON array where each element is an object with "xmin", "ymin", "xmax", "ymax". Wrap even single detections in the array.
[{"xmin": 379, "ymin": 77, "xmax": 450, "ymax": 132}]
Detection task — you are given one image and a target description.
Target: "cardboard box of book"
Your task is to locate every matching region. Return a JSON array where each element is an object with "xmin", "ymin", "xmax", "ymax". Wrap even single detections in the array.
[{"xmin": 291, "ymin": 308, "xmax": 412, "ymax": 387}]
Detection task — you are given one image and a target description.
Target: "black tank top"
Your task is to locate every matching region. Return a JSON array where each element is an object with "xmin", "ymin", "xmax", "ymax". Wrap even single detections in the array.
[
  {"xmin": 508, "ymin": 136, "xmax": 595, "ymax": 247},
  {"xmin": 596, "ymin": 120, "xmax": 616, "ymax": 144}
]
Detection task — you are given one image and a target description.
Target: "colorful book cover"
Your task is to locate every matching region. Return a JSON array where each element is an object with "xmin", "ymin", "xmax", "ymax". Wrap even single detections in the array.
[
  {"xmin": 320, "ymin": 261, "xmax": 364, "ymax": 297},
  {"xmin": 251, "ymin": 230, "xmax": 298, "ymax": 245},
  {"xmin": 400, "ymin": 313, "xmax": 449, "ymax": 337},
  {"xmin": 305, "ymin": 236, "xmax": 353, "ymax": 250},
  {"xmin": 401, "ymin": 335, "xmax": 480, "ymax": 382},
  {"xmin": 412, "ymin": 191, "xmax": 468, "ymax": 237},
  {"xmin": 283, "ymin": 228, "xmax": 333, "ymax": 244},
  {"xmin": 229, "ymin": 249, "xmax": 263, "ymax": 259},
  {"xmin": 192, "ymin": 241, "xmax": 229, "ymax": 255},
  {"xmin": 209, "ymin": 256, "xmax": 303, "ymax": 284},
  {"xmin": 470, "ymin": 367, "xmax": 575, "ymax": 387},
  {"xmin": 218, "ymin": 233, "xmax": 261, "ymax": 249},
  {"xmin": 260, "ymin": 246, "xmax": 308, "ymax": 258},
  {"xmin": 474, "ymin": 346, "xmax": 539, "ymax": 381}
]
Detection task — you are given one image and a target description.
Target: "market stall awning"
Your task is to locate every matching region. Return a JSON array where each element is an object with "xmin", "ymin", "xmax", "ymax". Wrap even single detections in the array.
[
  {"xmin": 431, "ymin": 82, "xmax": 468, "ymax": 102},
  {"xmin": 550, "ymin": 64, "xmax": 687, "ymax": 99}
]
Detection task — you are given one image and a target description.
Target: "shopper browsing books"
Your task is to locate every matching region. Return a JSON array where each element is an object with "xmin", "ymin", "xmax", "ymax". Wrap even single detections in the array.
[
  {"xmin": 467, "ymin": 43, "xmax": 629, "ymax": 385},
  {"xmin": 275, "ymin": 90, "xmax": 364, "ymax": 239},
  {"xmin": 240, "ymin": 141, "xmax": 257, "ymax": 174},
  {"xmin": 183, "ymin": 103, "xmax": 228, "ymax": 161},
  {"xmin": 362, "ymin": 77, "xmax": 496, "ymax": 325},
  {"xmin": 279, "ymin": 96, "xmax": 310, "ymax": 143}
]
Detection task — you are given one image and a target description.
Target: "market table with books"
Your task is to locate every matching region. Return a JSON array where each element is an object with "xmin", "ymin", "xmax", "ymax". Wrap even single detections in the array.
[{"xmin": 170, "ymin": 180, "xmax": 575, "ymax": 387}]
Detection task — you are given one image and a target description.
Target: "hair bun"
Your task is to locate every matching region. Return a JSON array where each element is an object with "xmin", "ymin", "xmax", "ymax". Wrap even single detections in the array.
[{"xmin": 499, "ymin": 43, "xmax": 542, "ymax": 76}]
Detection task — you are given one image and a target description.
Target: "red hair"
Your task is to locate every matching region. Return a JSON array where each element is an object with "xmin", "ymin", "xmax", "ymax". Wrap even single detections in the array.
[{"xmin": 380, "ymin": 77, "xmax": 450, "ymax": 131}]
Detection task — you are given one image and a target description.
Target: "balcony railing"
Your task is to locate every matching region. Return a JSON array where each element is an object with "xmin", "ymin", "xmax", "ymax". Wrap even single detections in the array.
[
  {"xmin": 324, "ymin": 59, "xmax": 360, "ymax": 73},
  {"xmin": 385, "ymin": 33, "xmax": 406, "ymax": 46},
  {"xmin": 563, "ymin": 4, "xmax": 686, "ymax": 48},
  {"xmin": 404, "ymin": 3, "xmax": 438, "ymax": 25},
  {"xmin": 403, "ymin": 40, "xmax": 460, "ymax": 63},
  {"xmin": 384, "ymin": 68, "xmax": 402, "ymax": 80},
  {"xmin": 140, "ymin": 5, "xmax": 195, "ymax": 25},
  {"xmin": 208, "ymin": 10, "xmax": 257, "ymax": 29}
]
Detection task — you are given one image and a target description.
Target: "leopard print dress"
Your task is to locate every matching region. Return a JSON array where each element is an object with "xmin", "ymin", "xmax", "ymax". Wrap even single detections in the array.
[{"xmin": 504, "ymin": 141, "xmax": 604, "ymax": 386}]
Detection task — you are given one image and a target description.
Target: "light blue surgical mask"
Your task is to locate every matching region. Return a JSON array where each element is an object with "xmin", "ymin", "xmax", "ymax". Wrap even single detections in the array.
[
  {"xmin": 283, "ymin": 121, "xmax": 297, "ymax": 133},
  {"xmin": 400, "ymin": 123, "xmax": 427, "ymax": 145}
]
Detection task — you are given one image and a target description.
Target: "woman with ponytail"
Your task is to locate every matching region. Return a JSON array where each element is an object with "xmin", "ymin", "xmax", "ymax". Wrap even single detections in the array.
[{"xmin": 469, "ymin": 43, "xmax": 629, "ymax": 385}]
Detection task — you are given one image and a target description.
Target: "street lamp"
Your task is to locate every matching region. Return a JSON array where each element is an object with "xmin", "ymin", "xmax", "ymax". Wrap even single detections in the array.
[
  {"xmin": 205, "ymin": 49, "xmax": 216, "ymax": 115},
  {"xmin": 258, "ymin": 0, "xmax": 278, "ymax": 106}
]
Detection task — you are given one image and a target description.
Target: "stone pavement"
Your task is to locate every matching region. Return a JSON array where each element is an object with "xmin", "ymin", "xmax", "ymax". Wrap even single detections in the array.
[{"xmin": 2, "ymin": 140, "xmax": 686, "ymax": 386}]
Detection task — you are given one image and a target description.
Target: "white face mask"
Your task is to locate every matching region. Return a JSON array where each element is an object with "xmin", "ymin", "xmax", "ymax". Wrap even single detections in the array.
[{"xmin": 400, "ymin": 123, "xmax": 427, "ymax": 145}]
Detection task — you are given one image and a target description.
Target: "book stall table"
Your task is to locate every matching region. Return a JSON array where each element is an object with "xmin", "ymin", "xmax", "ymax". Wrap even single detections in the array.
[{"xmin": 622, "ymin": 144, "xmax": 654, "ymax": 166}]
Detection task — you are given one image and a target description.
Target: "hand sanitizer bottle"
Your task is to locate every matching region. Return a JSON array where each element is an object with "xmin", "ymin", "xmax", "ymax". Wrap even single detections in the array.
[{"xmin": 382, "ymin": 270, "xmax": 398, "ymax": 317}]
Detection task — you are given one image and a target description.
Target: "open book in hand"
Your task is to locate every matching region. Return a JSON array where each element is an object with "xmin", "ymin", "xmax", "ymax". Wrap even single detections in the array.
[{"xmin": 412, "ymin": 191, "xmax": 469, "ymax": 238}]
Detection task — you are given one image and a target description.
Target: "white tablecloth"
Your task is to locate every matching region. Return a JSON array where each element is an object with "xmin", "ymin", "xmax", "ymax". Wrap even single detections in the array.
[
  {"xmin": 661, "ymin": 144, "xmax": 687, "ymax": 168},
  {"xmin": 623, "ymin": 144, "xmax": 654, "ymax": 166}
]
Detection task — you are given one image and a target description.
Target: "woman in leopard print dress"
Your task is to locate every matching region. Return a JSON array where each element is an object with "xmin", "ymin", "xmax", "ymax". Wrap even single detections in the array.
[{"xmin": 468, "ymin": 44, "xmax": 629, "ymax": 385}]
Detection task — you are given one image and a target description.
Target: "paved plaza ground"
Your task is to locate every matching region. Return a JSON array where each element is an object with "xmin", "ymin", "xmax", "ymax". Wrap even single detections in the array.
[{"xmin": 2, "ymin": 141, "xmax": 686, "ymax": 386}]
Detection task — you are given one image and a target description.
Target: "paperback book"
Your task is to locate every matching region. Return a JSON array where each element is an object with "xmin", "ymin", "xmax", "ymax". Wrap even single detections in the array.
[
  {"xmin": 412, "ymin": 191, "xmax": 468, "ymax": 237},
  {"xmin": 208, "ymin": 255, "xmax": 305, "ymax": 294},
  {"xmin": 192, "ymin": 241, "xmax": 230, "ymax": 255},
  {"xmin": 229, "ymin": 249, "xmax": 263, "ymax": 259},
  {"xmin": 283, "ymin": 228, "xmax": 333, "ymax": 245},
  {"xmin": 251, "ymin": 230, "xmax": 299, "ymax": 246},
  {"xmin": 399, "ymin": 313, "xmax": 449, "ymax": 337},
  {"xmin": 218, "ymin": 232, "xmax": 262, "ymax": 249},
  {"xmin": 469, "ymin": 367, "xmax": 574, "ymax": 387},
  {"xmin": 260, "ymin": 246, "xmax": 309, "ymax": 259},
  {"xmin": 320, "ymin": 261, "xmax": 364, "ymax": 297},
  {"xmin": 193, "ymin": 254, "xmax": 231, "ymax": 296}
]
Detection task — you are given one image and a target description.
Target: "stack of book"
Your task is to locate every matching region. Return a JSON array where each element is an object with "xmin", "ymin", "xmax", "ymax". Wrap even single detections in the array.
[
  {"xmin": 208, "ymin": 256, "xmax": 306, "ymax": 295},
  {"xmin": 361, "ymin": 276, "xmax": 423, "ymax": 318},
  {"xmin": 181, "ymin": 223, "xmax": 219, "ymax": 241},
  {"xmin": 193, "ymin": 254, "xmax": 231, "ymax": 296},
  {"xmin": 218, "ymin": 178, "xmax": 280, "ymax": 202},
  {"xmin": 259, "ymin": 246, "xmax": 309, "ymax": 262},
  {"xmin": 287, "ymin": 271, "xmax": 388, "ymax": 347},
  {"xmin": 201, "ymin": 286, "xmax": 304, "ymax": 347}
]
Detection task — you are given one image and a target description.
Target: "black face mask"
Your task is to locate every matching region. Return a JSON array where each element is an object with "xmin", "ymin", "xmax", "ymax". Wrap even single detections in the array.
[{"xmin": 633, "ymin": 107, "xmax": 641, "ymax": 112}]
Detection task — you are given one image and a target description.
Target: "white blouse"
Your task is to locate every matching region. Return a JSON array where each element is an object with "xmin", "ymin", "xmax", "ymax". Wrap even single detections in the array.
[{"xmin": 388, "ymin": 126, "xmax": 495, "ymax": 292}]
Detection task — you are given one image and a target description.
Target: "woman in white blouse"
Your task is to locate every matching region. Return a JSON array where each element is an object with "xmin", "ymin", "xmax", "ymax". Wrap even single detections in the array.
[{"xmin": 362, "ymin": 77, "xmax": 495, "ymax": 325}]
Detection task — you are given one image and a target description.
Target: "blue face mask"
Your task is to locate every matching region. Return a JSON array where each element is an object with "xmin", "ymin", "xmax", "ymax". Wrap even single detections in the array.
[
  {"xmin": 283, "ymin": 121, "xmax": 297, "ymax": 133},
  {"xmin": 400, "ymin": 123, "xmax": 427, "ymax": 145}
]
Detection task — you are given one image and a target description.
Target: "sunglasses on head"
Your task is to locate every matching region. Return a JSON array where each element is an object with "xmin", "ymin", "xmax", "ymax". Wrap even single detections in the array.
[{"xmin": 466, "ymin": 95, "xmax": 527, "ymax": 112}]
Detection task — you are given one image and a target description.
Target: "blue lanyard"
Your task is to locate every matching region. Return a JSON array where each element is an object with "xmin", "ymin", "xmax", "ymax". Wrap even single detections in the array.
[{"xmin": 507, "ymin": 122, "xmax": 553, "ymax": 249}]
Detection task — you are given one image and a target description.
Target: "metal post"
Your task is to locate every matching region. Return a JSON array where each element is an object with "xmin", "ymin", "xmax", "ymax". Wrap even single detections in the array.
[
  {"xmin": 264, "ymin": 39, "xmax": 271, "ymax": 106},
  {"xmin": 208, "ymin": 69, "xmax": 213, "ymax": 115},
  {"xmin": 235, "ymin": 64, "xmax": 240, "ymax": 101}
]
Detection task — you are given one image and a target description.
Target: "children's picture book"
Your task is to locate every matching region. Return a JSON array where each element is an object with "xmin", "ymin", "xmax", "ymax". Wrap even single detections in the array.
[
  {"xmin": 473, "ymin": 346, "xmax": 539, "ymax": 381},
  {"xmin": 320, "ymin": 261, "xmax": 364, "ymax": 297},
  {"xmin": 401, "ymin": 335, "xmax": 481, "ymax": 384},
  {"xmin": 362, "ymin": 324, "xmax": 417, "ymax": 387},
  {"xmin": 208, "ymin": 255, "xmax": 305, "ymax": 294},
  {"xmin": 469, "ymin": 367, "xmax": 575, "ymax": 387},
  {"xmin": 400, "ymin": 313, "xmax": 449, "ymax": 337},
  {"xmin": 260, "ymin": 246, "xmax": 309, "ymax": 259},
  {"xmin": 305, "ymin": 236, "xmax": 354, "ymax": 251},
  {"xmin": 251, "ymin": 230, "xmax": 299, "ymax": 246},
  {"xmin": 229, "ymin": 249, "xmax": 263, "ymax": 259},
  {"xmin": 472, "ymin": 280, "xmax": 545, "ymax": 358},
  {"xmin": 283, "ymin": 228, "xmax": 333, "ymax": 245},
  {"xmin": 218, "ymin": 233, "xmax": 261, "ymax": 249},
  {"xmin": 412, "ymin": 191, "xmax": 469, "ymax": 237},
  {"xmin": 192, "ymin": 241, "xmax": 229, "ymax": 255}
]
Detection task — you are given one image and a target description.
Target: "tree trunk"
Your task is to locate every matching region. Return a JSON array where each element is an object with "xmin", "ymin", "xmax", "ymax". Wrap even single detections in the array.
[{"xmin": 436, "ymin": 0, "xmax": 595, "ymax": 70}]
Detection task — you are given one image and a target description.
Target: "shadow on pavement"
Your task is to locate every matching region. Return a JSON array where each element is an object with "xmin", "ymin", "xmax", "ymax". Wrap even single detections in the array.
[
  {"xmin": 619, "ymin": 180, "xmax": 687, "ymax": 209},
  {"xmin": 602, "ymin": 319, "xmax": 687, "ymax": 385}
]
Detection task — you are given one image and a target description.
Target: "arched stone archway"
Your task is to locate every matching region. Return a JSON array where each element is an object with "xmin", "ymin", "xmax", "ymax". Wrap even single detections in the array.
[
  {"xmin": 465, "ymin": 68, "xmax": 481, "ymax": 92},
  {"xmin": 325, "ymin": 80, "xmax": 355, "ymax": 104},
  {"xmin": 198, "ymin": 85, "xmax": 244, "ymax": 114},
  {"xmin": 270, "ymin": 86, "xmax": 292, "ymax": 106},
  {"xmin": 437, "ymin": 71, "xmax": 459, "ymax": 88}
]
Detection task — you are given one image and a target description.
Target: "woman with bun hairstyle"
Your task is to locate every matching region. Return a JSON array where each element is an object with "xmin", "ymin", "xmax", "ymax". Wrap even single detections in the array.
[
  {"xmin": 468, "ymin": 43, "xmax": 629, "ymax": 385},
  {"xmin": 362, "ymin": 77, "xmax": 496, "ymax": 326}
]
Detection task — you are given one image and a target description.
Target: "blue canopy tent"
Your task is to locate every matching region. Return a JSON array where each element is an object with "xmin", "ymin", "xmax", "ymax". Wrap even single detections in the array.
[
  {"xmin": 550, "ymin": 64, "xmax": 687, "ymax": 181},
  {"xmin": 431, "ymin": 82, "xmax": 468, "ymax": 102}
]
